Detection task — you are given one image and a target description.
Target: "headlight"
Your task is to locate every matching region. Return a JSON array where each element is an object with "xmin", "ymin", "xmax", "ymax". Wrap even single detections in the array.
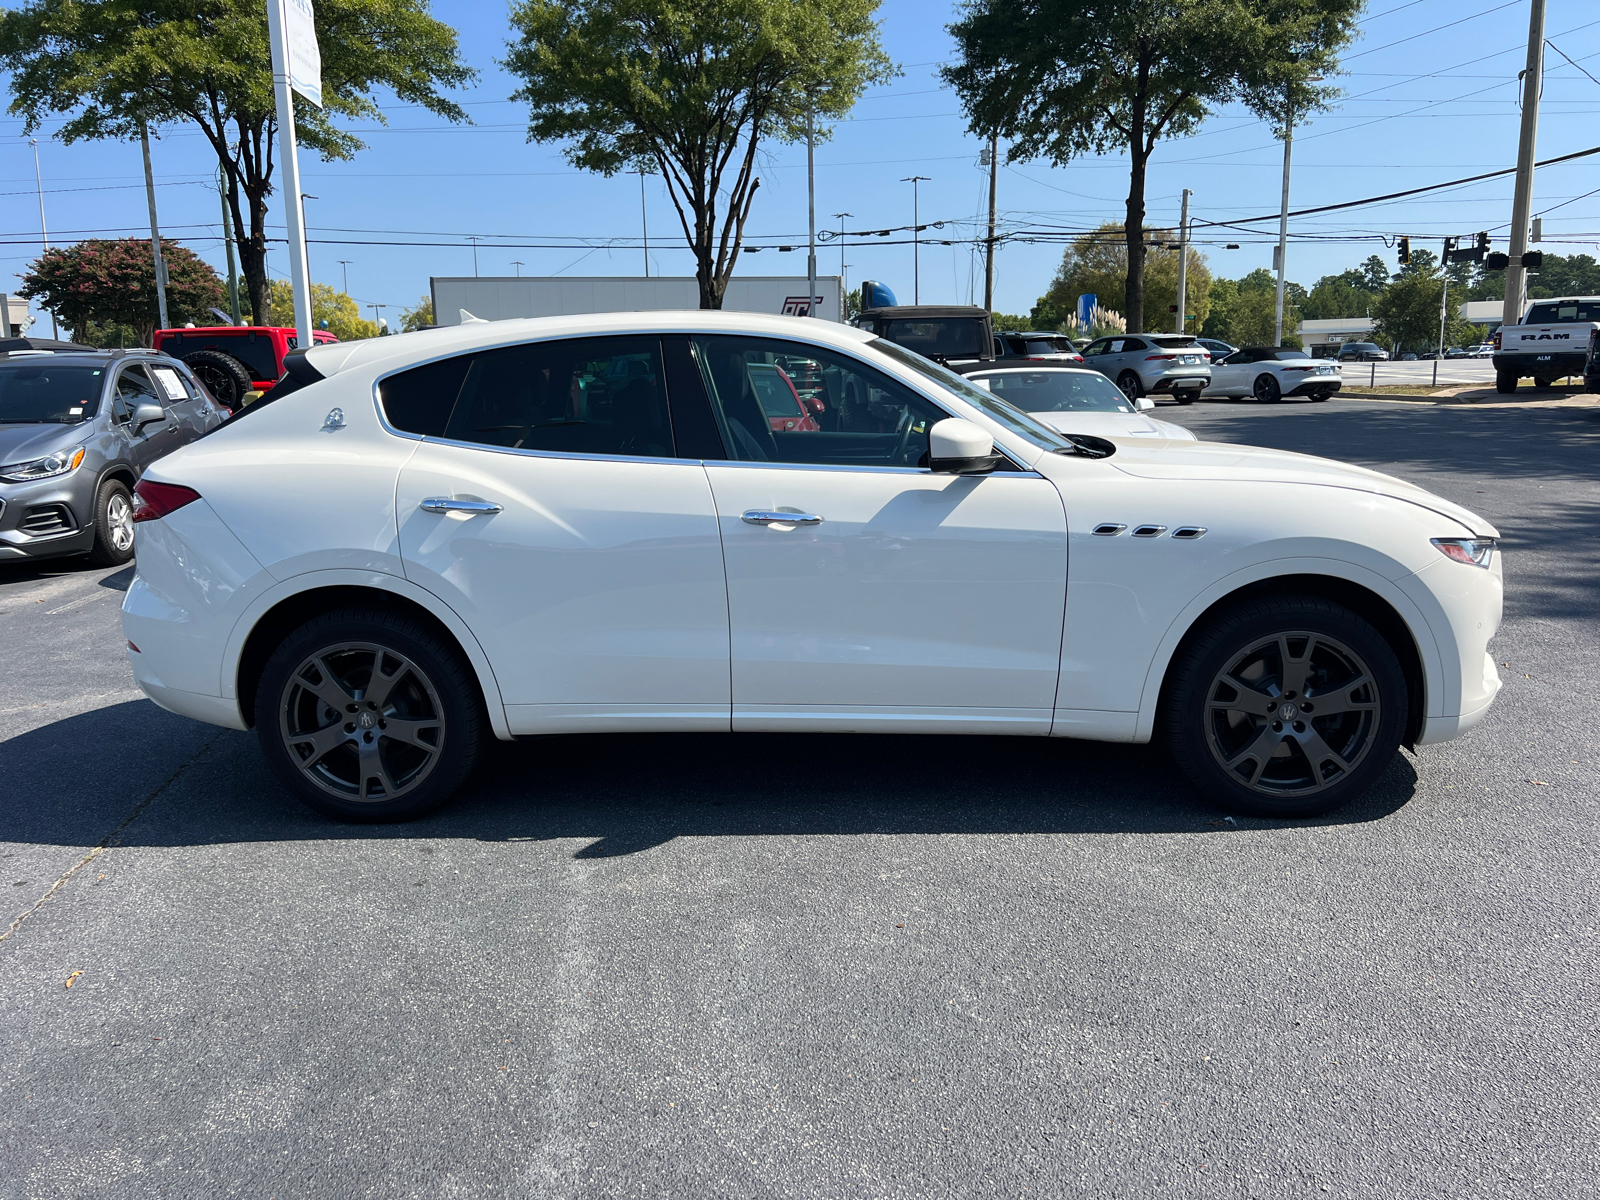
[
  {"xmin": 0, "ymin": 445, "xmax": 86, "ymax": 483},
  {"xmin": 1431, "ymin": 537, "xmax": 1496, "ymax": 568}
]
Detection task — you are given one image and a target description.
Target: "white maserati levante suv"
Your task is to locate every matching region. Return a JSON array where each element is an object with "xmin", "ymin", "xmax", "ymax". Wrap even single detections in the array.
[{"xmin": 121, "ymin": 312, "xmax": 1503, "ymax": 823}]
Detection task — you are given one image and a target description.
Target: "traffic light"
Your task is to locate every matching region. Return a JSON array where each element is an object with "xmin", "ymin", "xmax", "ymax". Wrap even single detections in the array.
[
  {"xmin": 1442, "ymin": 236, "xmax": 1459, "ymax": 262},
  {"xmin": 1476, "ymin": 231, "xmax": 1490, "ymax": 253},
  {"xmin": 1398, "ymin": 236, "xmax": 1411, "ymax": 266}
]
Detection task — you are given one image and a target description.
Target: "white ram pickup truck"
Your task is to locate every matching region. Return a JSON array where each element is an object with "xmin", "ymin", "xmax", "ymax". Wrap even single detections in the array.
[{"xmin": 1492, "ymin": 295, "xmax": 1600, "ymax": 393}]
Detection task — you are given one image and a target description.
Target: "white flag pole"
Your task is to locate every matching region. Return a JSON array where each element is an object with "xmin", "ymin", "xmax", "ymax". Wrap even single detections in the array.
[{"xmin": 266, "ymin": 0, "xmax": 313, "ymax": 345}]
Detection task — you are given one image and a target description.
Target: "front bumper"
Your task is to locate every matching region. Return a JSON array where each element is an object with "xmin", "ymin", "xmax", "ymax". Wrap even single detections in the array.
[{"xmin": 0, "ymin": 472, "xmax": 96, "ymax": 559}]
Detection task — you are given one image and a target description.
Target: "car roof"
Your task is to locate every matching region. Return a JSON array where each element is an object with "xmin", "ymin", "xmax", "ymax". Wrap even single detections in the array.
[
  {"xmin": 300, "ymin": 310, "xmax": 878, "ymax": 380},
  {"xmin": 0, "ymin": 347, "xmax": 177, "ymax": 365}
]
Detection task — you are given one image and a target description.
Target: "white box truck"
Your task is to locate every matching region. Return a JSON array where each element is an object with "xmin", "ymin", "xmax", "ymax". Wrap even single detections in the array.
[{"xmin": 430, "ymin": 275, "xmax": 842, "ymax": 325}]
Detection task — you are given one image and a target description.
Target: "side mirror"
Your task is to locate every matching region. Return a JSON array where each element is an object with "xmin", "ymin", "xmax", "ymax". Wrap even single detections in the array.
[
  {"xmin": 132, "ymin": 402, "xmax": 166, "ymax": 433},
  {"xmin": 929, "ymin": 417, "xmax": 1002, "ymax": 475},
  {"xmin": 1135, "ymin": 396, "xmax": 1156, "ymax": 411}
]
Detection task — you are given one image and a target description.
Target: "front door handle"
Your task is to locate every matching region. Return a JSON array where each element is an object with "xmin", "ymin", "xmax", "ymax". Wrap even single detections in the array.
[
  {"xmin": 420, "ymin": 497, "xmax": 503, "ymax": 515},
  {"xmin": 742, "ymin": 509, "xmax": 824, "ymax": 526}
]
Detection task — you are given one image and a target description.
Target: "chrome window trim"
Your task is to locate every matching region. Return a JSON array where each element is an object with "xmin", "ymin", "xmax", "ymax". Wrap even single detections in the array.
[{"xmin": 418, "ymin": 434, "xmax": 689, "ymax": 469}]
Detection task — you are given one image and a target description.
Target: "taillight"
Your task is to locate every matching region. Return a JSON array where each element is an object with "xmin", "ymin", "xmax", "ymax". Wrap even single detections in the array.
[
  {"xmin": 132, "ymin": 480, "xmax": 202, "ymax": 523},
  {"xmin": 1491, "ymin": 330, "xmax": 1501, "ymax": 351},
  {"xmin": 1144, "ymin": 353, "xmax": 1176, "ymax": 361}
]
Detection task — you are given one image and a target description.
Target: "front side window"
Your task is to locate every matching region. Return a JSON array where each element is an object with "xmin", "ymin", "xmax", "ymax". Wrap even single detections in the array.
[
  {"xmin": 382, "ymin": 336, "xmax": 672, "ymax": 459},
  {"xmin": 968, "ymin": 370, "xmax": 1133, "ymax": 413},
  {"xmin": 113, "ymin": 365, "xmax": 159, "ymax": 422},
  {"xmin": 868, "ymin": 338, "xmax": 1079, "ymax": 456},
  {"xmin": 692, "ymin": 334, "xmax": 948, "ymax": 468},
  {"xmin": 0, "ymin": 363, "xmax": 105, "ymax": 424}
]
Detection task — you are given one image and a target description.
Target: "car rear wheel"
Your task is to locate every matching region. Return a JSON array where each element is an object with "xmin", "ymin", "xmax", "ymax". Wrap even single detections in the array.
[
  {"xmin": 255, "ymin": 609, "xmax": 484, "ymax": 822},
  {"xmin": 1163, "ymin": 594, "xmax": 1407, "ymax": 819},
  {"xmin": 1533, "ymin": 377, "xmax": 1553, "ymax": 390},
  {"xmin": 1495, "ymin": 371, "xmax": 1518, "ymax": 394},
  {"xmin": 1309, "ymin": 389, "xmax": 1331, "ymax": 402},
  {"xmin": 183, "ymin": 350, "xmax": 253, "ymax": 411},
  {"xmin": 86, "ymin": 478, "xmax": 136, "ymax": 567},
  {"xmin": 1252, "ymin": 373, "xmax": 1282, "ymax": 403},
  {"xmin": 1116, "ymin": 371, "xmax": 1143, "ymax": 402}
]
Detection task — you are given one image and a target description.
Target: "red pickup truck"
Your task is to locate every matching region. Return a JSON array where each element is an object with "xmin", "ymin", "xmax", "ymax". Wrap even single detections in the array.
[{"xmin": 151, "ymin": 326, "xmax": 339, "ymax": 410}]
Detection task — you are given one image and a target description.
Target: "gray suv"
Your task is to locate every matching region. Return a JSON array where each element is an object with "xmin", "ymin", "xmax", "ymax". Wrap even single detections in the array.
[
  {"xmin": 1080, "ymin": 333, "xmax": 1211, "ymax": 404},
  {"xmin": 0, "ymin": 345, "xmax": 224, "ymax": 566}
]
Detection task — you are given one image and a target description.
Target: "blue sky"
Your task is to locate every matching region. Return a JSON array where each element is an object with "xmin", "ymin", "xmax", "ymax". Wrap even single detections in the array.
[{"xmin": 1, "ymin": 0, "xmax": 1597, "ymax": 327}]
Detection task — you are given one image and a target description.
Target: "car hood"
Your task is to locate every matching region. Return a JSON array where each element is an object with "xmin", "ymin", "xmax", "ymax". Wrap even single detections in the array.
[
  {"xmin": 1032, "ymin": 410, "xmax": 1197, "ymax": 440},
  {"xmin": 0, "ymin": 422, "xmax": 80, "ymax": 466},
  {"xmin": 1108, "ymin": 439, "xmax": 1498, "ymax": 536}
]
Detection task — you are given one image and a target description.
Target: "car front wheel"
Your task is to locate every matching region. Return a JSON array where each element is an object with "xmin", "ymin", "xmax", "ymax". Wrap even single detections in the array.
[
  {"xmin": 255, "ymin": 609, "xmax": 484, "ymax": 822},
  {"xmin": 86, "ymin": 478, "xmax": 136, "ymax": 567},
  {"xmin": 1163, "ymin": 594, "xmax": 1407, "ymax": 818}
]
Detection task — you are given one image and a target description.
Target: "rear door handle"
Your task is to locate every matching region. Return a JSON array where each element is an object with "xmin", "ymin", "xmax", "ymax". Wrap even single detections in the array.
[
  {"xmin": 420, "ymin": 497, "xmax": 503, "ymax": 515},
  {"xmin": 742, "ymin": 510, "xmax": 824, "ymax": 526}
]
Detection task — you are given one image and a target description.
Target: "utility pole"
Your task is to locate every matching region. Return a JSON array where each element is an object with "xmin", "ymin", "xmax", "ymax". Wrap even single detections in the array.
[
  {"xmin": 637, "ymin": 168, "xmax": 650, "ymax": 277},
  {"xmin": 983, "ymin": 135, "xmax": 998, "ymax": 313},
  {"xmin": 1175, "ymin": 188, "xmax": 1192, "ymax": 335},
  {"xmin": 902, "ymin": 175, "xmax": 930, "ymax": 304},
  {"xmin": 1502, "ymin": 0, "xmax": 1547, "ymax": 327},
  {"xmin": 337, "ymin": 260, "xmax": 352, "ymax": 295},
  {"xmin": 218, "ymin": 171, "xmax": 242, "ymax": 324},
  {"xmin": 29, "ymin": 138, "xmax": 57, "ymax": 338},
  {"xmin": 832, "ymin": 213, "xmax": 852, "ymax": 302},
  {"xmin": 139, "ymin": 120, "xmax": 170, "ymax": 336},
  {"xmin": 806, "ymin": 101, "xmax": 817, "ymax": 316},
  {"xmin": 1273, "ymin": 102, "xmax": 1294, "ymax": 346}
]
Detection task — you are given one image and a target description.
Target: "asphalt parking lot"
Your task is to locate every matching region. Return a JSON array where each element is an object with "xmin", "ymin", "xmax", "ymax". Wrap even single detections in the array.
[{"xmin": 3, "ymin": 396, "xmax": 1597, "ymax": 1199}]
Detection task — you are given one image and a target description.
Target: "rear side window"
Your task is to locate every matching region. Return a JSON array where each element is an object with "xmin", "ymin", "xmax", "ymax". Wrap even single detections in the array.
[{"xmin": 379, "ymin": 355, "xmax": 473, "ymax": 436}]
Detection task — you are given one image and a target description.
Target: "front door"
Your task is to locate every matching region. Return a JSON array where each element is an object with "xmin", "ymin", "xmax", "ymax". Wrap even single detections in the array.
[
  {"xmin": 688, "ymin": 334, "xmax": 1068, "ymax": 734},
  {"xmin": 110, "ymin": 364, "xmax": 181, "ymax": 474},
  {"xmin": 393, "ymin": 334, "xmax": 730, "ymax": 734}
]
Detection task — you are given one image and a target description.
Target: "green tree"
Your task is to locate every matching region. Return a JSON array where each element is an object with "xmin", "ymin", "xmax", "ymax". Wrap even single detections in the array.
[
  {"xmin": 1469, "ymin": 251, "xmax": 1600, "ymax": 304},
  {"xmin": 399, "ymin": 295, "xmax": 435, "ymax": 332},
  {"xmin": 1034, "ymin": 223, "xmax": 1213, "ymax": 336},
  {"xmin": 267, "ymin": 280, "xmax": 378, "ymax": 340},
  {"xmin": 943, "ymin": 0, "xmax": 1360, "ymax": 333},
  {"xmin": 505, "ymin": 0, "xmax": 894, "ymax": 309},
  {"xmin": 0, "ymin": 0, "xmax": 474, "ymax": 327},
  {"xmin": 1301, "ymin": 272, "xmax": 1373, "ymax": 320},
  {"xmin": 1201, "ymin": 268, "xmax": 1300, "ymax": 347},
  {"xmin": 18, "ymin": 237, "xmax": 225, "ymax": 345},
  {"xmin": 1372, "ymin": 261, "xmax": 1471, "ymax": 356},
  {"xmin": 991, "ymin": 311, "xmax": 1035, "ymax": 332}
]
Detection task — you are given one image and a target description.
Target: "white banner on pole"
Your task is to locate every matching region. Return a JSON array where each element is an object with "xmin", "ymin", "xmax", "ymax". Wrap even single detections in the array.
[{"xmin": 283, "ymin": 0, "xmax": 322, "ymax": 108}]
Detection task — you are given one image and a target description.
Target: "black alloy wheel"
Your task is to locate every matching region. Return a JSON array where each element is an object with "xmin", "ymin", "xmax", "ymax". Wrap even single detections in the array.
[
  {"xmin": 1164, "ymin": 594, "xmax": 1407, "ymax": 818},
  {"xmin": 1252, "ymin": 373, "xmax": 1283, "ymax": 403},
  {"xmin": 256, "ymin": 609, "xmax": 483, "ymax": 821}
]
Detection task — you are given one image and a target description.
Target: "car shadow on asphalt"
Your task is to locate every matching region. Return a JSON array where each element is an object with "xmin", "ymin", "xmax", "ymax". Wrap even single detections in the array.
[{"xmin": 4, "ymin": 701, "xmax": 1420, "ymax": 857}]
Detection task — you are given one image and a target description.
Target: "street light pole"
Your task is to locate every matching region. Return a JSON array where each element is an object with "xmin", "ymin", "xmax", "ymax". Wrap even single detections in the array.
[
  {"xmin": 29, "ymin": 138, "xmax": 57, "ymax": 338},
  {"xmin": 1175, "ymin": 188, "xmax": 1192, "ymax": 335},
  {"xmin": 902, "ymin": 175, "xmax": 930, "ymax": 304},
  {"xmin": 217, "ymin": 171, "xmax": 242, "ymax": 324},
  {"xmin": 140, "ymin": 119, "xmax": 170, "ymax": 336},
  {"xmin": 1502, "ymin": 0, "xmax": 1547, "ymax": 328},
  {"xmin": 466, "ymin": 235, "xmax": 480, "ymax": 277},
  {"xmin": 337, "ymin": 260, "xmax": 352, "ymax": 295},
  {"xmin": 637, "ymin": 168, "xmax": 650, "ymax": 277},
  {"xmin": 511, "ymin": 261, "xmax": 524, "ymax": 277},
  {"xmin": 806, "ymin": 102, "xmax": 817, "ymax": 316}
]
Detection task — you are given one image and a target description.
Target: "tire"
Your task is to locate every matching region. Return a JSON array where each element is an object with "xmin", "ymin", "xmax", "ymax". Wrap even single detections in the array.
[
  {"xmin": 86, "ymin": 478, "xmax": 136, "ymax": 567},
  {"xmin": 1309, "ymin": 389, "xmax": 1331, "ymax": 402},
  {"xmin": 1252, "ymin": 373, "xmax": 1282, "ymax": 403},
  {"xmin": 1116, "ymin": 371, "xmax": 1143, "ymax": 402},
  {"xmin": 254, "ymin": 608, "xmax": 484, "ymax": 822},
  {"xmin": 1163, "ymin": 594, "xmax": 1407, "ymax": 819},
  {"xmin": 182, "ymin": 350, "xmax": 253, "ymax": 411},
  {"xmin": 1175, "ymin": 390, "xmax": 1196, "ymax": 406},
  {"xmin": 1495, "ymin": 371, "xmax": 1518, "ymax": 394},
  {"xmin": 1533, "ymin": 377, "xmax": 1552, "ymax": 390}
]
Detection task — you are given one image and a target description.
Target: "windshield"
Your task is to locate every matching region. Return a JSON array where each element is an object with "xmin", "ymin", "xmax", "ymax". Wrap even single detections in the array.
[
  {"xmin": 878, "ymin": 318, "xmax": 987, "ymax": 360},
  {"xmin": 868, "ymin": 339, "xmax": 1079, "ymax": 456},
  {"xmin": 0, "ymin": 362, "xmax": 104, "ymax": 423},
  {"xmin": 1525, "ymin": 300, "xmax": 1600, "ymax": 324},
  {"xmin": 967, "ymin": 370, "xmax": 1133, "ymax": 413}
]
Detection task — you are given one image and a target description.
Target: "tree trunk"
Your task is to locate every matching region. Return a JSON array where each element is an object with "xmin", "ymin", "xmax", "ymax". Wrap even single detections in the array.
[{"xmin": 1123, "ymin": 53, "xmax": 1151, "ymax": 334}]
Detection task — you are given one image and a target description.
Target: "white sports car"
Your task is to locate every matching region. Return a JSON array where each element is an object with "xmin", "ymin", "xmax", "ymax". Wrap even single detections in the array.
[
  {"xmin": 959, "ymin": 365, "xmax": 1198, "ymax": 440},
  {"xmin": 1204, "ymin": 346, "xmax": 1343, "ymax": 402},
  {"xmin": 122, "ymin": 312, "xmax": 1502, "ymax": 823}
]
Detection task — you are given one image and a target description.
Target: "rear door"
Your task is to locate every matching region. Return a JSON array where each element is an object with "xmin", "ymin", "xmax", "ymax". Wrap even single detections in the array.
[{"xmin": 146, "ymin": 360, "xmax": 216, "ymax": 441}]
